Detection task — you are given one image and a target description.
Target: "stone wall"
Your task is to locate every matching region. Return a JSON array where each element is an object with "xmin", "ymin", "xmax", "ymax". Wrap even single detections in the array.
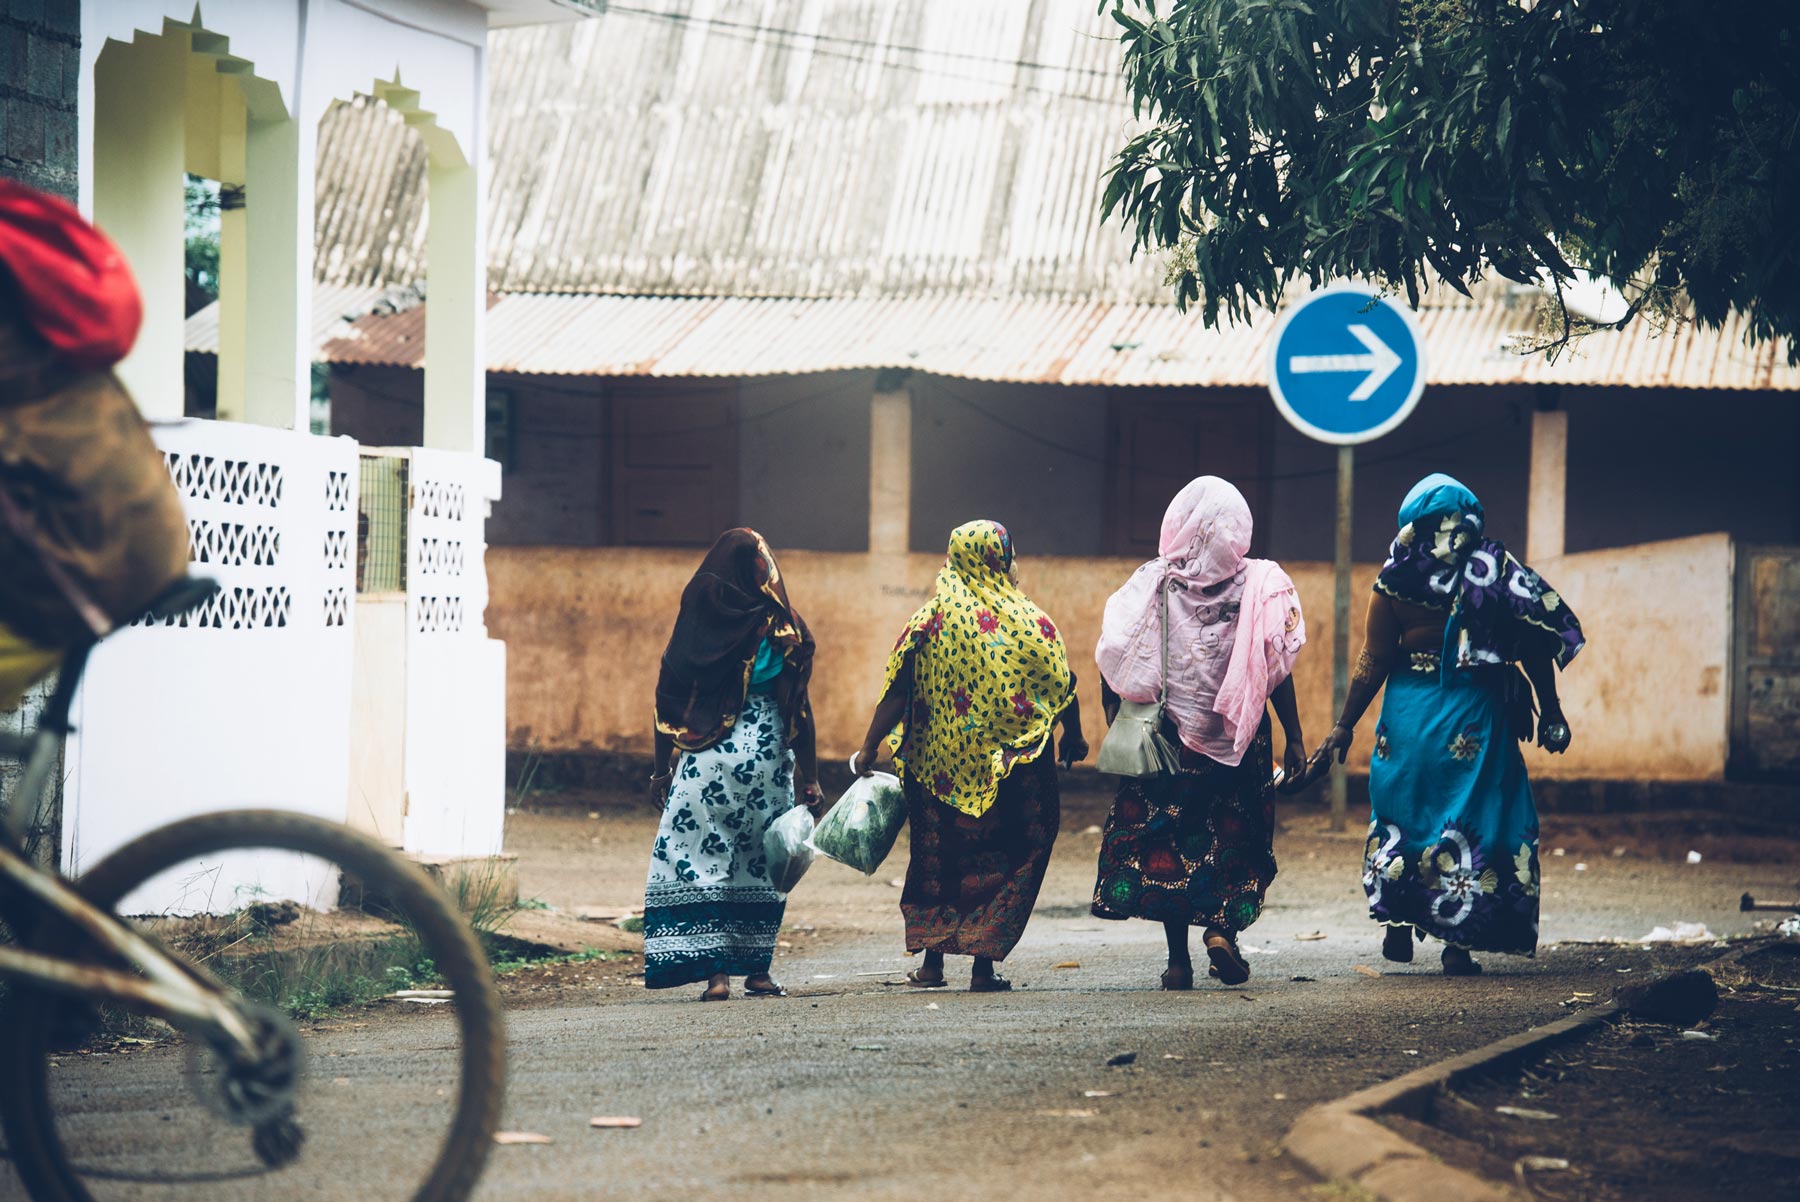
[{"xmin": 0, "ymin": 1, "xmax": 80, "ymax": 201}]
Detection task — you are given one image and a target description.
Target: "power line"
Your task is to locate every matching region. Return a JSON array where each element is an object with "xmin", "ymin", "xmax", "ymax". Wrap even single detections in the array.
[
  {"xmin": 607, "ymin": 3, "xmax": 1124, "ymax": 79},
  {"xmin": 605, "ymin": 4, "xmax": 1127, "ymax": 105}
]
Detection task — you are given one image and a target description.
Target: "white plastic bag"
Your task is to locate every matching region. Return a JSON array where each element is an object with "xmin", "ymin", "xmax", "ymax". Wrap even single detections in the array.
[
  {"xmin": 811, "ymin": 759, "xmax": 907, "ymax": 875},
  {"xmin": 763, "ymin": 804, "xmax": 816, "ymax": 895}
]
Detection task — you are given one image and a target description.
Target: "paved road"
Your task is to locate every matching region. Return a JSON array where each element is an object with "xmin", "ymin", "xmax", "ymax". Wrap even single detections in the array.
[{"xmin": 5, "ymin": 794, "xmax": 1788, "ymax": 1202}]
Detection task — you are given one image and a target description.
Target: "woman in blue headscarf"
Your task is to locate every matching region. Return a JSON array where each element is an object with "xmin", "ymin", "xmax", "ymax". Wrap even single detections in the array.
[{"xmin": 1310, "ymin": 474, "xmax": 1584, "ymax": 974}]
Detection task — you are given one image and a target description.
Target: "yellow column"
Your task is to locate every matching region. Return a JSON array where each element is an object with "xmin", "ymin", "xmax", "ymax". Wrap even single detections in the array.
[
  {"xmin": 1528, "ymin": 408, "xmax": 1568, "ymax": 561},
  {"xmin": 239, "ymin": 111, "xmax": 308, "ymax": 429},
  {"xmin": 423, "ymin": 155, "xmax": 484, "ymax": 453},
  {"xmin": 94, "ymin": 34, "xmax": 188, "ymax": 420},
  {"xmin": 868, "ymin": 372, "xmax": 912, "ymax": 554},
  {"xmin": 213, "ymin": 77, "xmax": 249, "ymax": 419}
]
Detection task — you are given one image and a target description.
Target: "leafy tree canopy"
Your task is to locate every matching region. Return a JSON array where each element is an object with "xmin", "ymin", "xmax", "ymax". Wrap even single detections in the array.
[{"xmin": 1099, "ymin": 0, "xmax": 1798, "ymax": 359}]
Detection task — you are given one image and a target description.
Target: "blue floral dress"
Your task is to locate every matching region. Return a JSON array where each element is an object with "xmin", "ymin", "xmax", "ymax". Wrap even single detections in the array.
[
  {"xmin": 1364, "ymin": 652, "xmax": 1540, "ymax": 955},
  {"xmin": 643, "ymin": 651, "xmax": 794, "ymax": 989}
]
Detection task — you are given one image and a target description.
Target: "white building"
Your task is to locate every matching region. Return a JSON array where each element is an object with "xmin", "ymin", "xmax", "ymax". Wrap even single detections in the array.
[{"xmin": 49, "ymin": 0, "xmax": 600, "ymax": 903}]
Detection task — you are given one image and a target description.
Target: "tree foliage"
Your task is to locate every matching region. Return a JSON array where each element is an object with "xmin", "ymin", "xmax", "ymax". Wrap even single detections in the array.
[
  {"xmin": 1098, "ymin": 0, "xmax": 1799, "ymax": 358},
  {"xmin": 184, "ymin": 175, "xmax": 221, "ymax": 316}
]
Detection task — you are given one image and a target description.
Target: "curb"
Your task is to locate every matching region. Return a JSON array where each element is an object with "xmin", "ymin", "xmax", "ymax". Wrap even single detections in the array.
[{"xmin": 1279, "ymin": 942, "xmax": 1773, "ymax": 1202}]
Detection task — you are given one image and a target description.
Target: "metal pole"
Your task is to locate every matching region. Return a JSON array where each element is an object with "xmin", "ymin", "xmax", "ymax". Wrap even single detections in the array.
[{"xmin": 1330, "ymin": 445, "xmax": 1354, "ymax": 832}]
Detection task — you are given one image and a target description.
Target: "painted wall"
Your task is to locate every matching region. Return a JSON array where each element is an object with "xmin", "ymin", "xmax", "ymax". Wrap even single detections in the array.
[
  {"xmin": 485, "ymin": 534, "xmax": 1735, "ymax": 783},
  {"xmin": 740, "ymin": 372, "xmax": 873, "ymax": 553},
  {"xmin": 908, "ymin": 375, "xmax": 1108, "ymax": 556},
  {"xmin": 1265, "ymin": 384, "xmax": 1535, "ymax": 563},
  {"xmin": 1562, "ymin": 386, "xmax": 1800, "ymax": 554},
  {"xmin": 328, "ymin": 366, "xmax": 1799, "ymax": 561}
]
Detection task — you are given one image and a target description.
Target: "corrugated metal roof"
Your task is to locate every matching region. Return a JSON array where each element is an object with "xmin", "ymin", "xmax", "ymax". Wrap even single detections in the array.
[
  {"xmin": 188, "ymin": 291, "xmax": 1800, "ymax": 390},
  {"xmin": 182, "ymin": 282, "xmax": 388, "ymax": 356},
  {"xmin": 313, "ymin": 1, "xmax": 1162, "ymax": 300}
]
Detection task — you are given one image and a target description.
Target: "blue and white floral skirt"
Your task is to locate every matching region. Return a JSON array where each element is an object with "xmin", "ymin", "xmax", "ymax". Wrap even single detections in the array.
[
  {"xmin": 643, "ymin": 691, "xmax": 793, "ymax": 989},
  {"xmin": 1364, "ymin": 656, "xmax": 1540, "ymax": 956}
]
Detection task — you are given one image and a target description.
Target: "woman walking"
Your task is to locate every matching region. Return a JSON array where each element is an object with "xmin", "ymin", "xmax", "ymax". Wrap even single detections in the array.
[
  {"xmin": 855, "ymin": 520, "xmax": 1087, "ymax": 992},
  {"xmin": 1311, "ymin": 474, "xmax": 1584, "ymax": 975},
  {"xmin": 644, "ymin": 528, "xmax": 822, "ymax": 999},
  {"xmin": 1091, "ymin": 477, "xmax": 1308, "ymax": 989}
]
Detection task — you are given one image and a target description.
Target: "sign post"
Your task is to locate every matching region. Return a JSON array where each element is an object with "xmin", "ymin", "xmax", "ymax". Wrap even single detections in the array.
[{"xmin": 1266, "ymin": 286, "xmax": 1426, "ymax": 831}]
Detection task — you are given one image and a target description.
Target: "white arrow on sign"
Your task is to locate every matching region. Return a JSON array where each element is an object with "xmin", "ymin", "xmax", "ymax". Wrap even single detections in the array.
[{"xmin": 1286, "ymin": 323, "xmax": 1403, "ymax": 401}]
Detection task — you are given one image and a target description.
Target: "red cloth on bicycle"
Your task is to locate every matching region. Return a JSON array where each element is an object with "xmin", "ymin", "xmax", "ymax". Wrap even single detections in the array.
[{"xmin": 0, "ymin": 180, "xmax": 141, "ymax": 371}]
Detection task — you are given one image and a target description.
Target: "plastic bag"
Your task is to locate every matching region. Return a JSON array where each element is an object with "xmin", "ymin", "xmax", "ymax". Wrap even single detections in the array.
[
  {"xmin": 763, "ymin": 805, "xmax": 816, "ymax": 895},
  {"xmin": 811, "ymin": 763, "xmax": 907, "ymax": 875}
]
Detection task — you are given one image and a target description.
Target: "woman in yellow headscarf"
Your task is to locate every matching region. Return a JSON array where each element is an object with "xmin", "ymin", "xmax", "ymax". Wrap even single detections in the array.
[{"xmin": 854, "ymin": 520, "xmax": 1087, "ymax": 991}]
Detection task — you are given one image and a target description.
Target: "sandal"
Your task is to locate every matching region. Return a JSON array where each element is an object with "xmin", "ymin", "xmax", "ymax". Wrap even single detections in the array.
[
  {"xmin": 969, "ymin": 974, "xmax": 1013, "ymax": 993},
  {"xmin": 1203, "ymin": 930, "xmax": 1250, "ymax": 987},
  {"xmin": 744, "ymin": 977, "xmax": 788, "ymax": 997},
  {"xmin": 1161, "ymin": 963, "xmax": 1195, "ymax": 991},
  {"xmin": 906, "ymin": 970, "xmax": 948, "ymax": 988},
  {"xmin": 1382, "ymin": 925, "xmax": 1415, "ymax": 964},
  {"xmin": 1441, "ymin": 947, "xmax": 1484, "ymax": 976},
  {"xmin": 698, "ymin": 983, "xmax": 731, "ymax": 1002}
]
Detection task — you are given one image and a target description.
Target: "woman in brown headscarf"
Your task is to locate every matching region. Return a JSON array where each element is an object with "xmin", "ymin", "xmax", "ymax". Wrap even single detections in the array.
[{"xmin": 643, "ymin": 529, "xmax": 821, "ymax": 999}]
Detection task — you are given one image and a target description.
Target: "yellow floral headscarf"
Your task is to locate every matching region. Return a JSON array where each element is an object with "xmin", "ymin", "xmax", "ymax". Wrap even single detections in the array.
[{"xmin": 882, "ymin": 520, "xmax": 1074, "ymax": 817}]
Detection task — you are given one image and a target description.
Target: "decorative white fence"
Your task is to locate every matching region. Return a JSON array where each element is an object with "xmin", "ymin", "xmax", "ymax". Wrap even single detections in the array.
[
  {"xmin": 63, "ymin": 419, "xmax": 360, "ymax": 913},
  {"xmin": 401, "ymin": 448, "xmax": 505, "ymax": 860}
]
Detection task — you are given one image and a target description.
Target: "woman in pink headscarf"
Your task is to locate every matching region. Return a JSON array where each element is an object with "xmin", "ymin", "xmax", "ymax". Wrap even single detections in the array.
[{"xmin": 1091, "ymin": 477, "xmax": 1308, "ymax": 988}]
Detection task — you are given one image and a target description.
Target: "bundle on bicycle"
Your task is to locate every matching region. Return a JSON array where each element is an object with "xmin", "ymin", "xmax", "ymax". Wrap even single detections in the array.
[{"xmin": 0, "ymin": 180, "xmax": 505, "ymax": 1202}]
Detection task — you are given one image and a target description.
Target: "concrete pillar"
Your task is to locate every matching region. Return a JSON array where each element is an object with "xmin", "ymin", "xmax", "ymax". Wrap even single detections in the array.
[
  {"xmin": 1528, "ymin": 408, "xmax": 1568, "ymax": 561},
  {"xmin": 422, "ymin": 154, "xmax": 484, "ymax": 453},
  {"xmin": 239, "ymin": 111, "xmax": 309, "ymax": 429},
  {"xmin": 93, "ymin": 34, "xmax": 188, "ymax": 420},
  {"xmin": 869, "ymin": 374, "xmax": 912, "ymax": 554},
  {"xmin": 213, "ymin": 78, "xmax": 249, "ymax": 419}
]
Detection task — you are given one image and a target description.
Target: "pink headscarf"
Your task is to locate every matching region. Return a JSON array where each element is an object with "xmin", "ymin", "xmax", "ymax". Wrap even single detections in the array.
[{"xmin": 1095, "ymin": 477, "xmax": 1306, "ymax": 767}]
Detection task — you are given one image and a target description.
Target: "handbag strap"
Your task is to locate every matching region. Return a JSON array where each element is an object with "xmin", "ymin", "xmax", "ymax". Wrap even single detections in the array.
[{"xmin": 1156, "ymin": 574, "xmax": 1170, "ymax": 707}]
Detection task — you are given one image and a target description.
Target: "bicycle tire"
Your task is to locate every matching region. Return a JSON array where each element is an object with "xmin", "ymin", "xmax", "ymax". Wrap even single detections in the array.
[{"xmin": 0, "ymin": 810, "xmax": 506, "ymax": 1202}]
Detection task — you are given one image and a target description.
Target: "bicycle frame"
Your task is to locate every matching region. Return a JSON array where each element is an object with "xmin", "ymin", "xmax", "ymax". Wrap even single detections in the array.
[{"xmin": 0, "ymin": 642, "xmax": 259, "ymax": 1059}]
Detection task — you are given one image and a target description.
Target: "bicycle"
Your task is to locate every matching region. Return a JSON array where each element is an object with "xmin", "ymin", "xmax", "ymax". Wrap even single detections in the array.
[{"xmin": 0, "ymin": 576, "xmax": 507, "ymax": 1202}]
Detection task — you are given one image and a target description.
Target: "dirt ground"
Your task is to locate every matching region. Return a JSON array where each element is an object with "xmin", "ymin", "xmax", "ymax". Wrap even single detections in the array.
[
  {"xmin": 1393, "ymin": 944, "xmax": 1800, "ymax": 1202},
  {"xmin": 6, "ymin": 790, "xmax": 1795, "ymax": 1202}
]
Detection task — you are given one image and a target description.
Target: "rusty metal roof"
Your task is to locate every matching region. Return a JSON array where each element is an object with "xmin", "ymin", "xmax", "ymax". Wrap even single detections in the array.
[
  {"xmin": 187, "ymin": 290, "xmax": 1800, "ymax": 390},
  {"xmin": 313, "ymin": 1, "xmax": 1161, "ymax": 300}
]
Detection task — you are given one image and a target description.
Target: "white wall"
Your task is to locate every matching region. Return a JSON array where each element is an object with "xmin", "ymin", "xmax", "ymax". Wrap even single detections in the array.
[
  {"xmin": 64, "ymin": 421, "xmax": 360, "ymax": 913},
  {"xmin": 402, "ymin": 448, "xmax": 507, "ymax": 858}
]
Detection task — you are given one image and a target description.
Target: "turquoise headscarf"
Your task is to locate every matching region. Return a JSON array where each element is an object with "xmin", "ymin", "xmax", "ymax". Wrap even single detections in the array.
[
  {"xmin": 1378, "ymin": 472, "xmax": 1585, "ymax": 672},
  {"xmin": 1397, "ymin": 472, "xmax": 1482, "ymax": 531}
]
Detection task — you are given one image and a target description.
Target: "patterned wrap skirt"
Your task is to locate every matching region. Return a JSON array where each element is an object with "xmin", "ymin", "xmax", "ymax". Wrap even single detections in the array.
[
  {"xmin": 1364, "ymin": 655, "xmax": 1540, "ymax": 956},
  {"xmin": 1091, "ymin": 716, "xmax": 1277, "ymax": 932},
  {"xmin": 643, "ymin": 690, "xmax": 792, "ymax": 988},
  {"xmin": 900, "ymin": 751, "xmax": 1059, "ymax": 961}
]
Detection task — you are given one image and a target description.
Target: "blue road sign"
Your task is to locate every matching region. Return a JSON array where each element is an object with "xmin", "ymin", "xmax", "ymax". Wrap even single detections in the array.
[{"xmin": 1266, "ymin": 285, "xmax": 1427, "ymax": 445}]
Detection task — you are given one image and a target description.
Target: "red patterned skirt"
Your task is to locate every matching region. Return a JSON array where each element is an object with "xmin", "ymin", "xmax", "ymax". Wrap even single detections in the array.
[
  {"xmin": 900, "ymin": 753, "xmax": 1059, "ymax": 960},
  {"xmin": 1090, "ymin": 717, "xmax": 1276, "ymax": 933}
]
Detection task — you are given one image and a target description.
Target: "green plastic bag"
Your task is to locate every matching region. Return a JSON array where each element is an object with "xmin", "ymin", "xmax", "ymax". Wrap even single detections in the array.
[{"xmin": 811, "ymin": 768, "xmax": 906, "ymax": 875}]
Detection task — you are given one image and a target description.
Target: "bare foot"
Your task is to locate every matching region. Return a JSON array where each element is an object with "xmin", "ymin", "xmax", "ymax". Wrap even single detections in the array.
[{"xmin": 699, "ymin": 973, "xmax": 731, "ymax": 1001}]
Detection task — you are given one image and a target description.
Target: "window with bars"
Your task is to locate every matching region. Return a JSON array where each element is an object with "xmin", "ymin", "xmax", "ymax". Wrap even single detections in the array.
[{"xmin": 357, "ymin": 452, "xmax": 408, "ymax": 594}]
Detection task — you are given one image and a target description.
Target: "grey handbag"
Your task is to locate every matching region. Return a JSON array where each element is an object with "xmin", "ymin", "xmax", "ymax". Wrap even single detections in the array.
[{"xmin": 1096, "ymin": 577, "xmax": 1183, "ymax": 777}]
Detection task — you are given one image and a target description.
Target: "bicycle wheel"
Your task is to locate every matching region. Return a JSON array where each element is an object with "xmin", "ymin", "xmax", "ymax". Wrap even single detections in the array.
[{"xmin": 0, "ymin": 810, "xmax": 505, "ymax": 1202}]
